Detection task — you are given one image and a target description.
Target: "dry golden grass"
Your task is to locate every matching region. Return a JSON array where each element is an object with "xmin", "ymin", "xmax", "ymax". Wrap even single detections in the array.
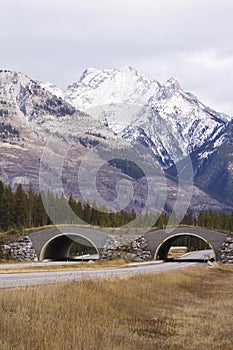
[
  {"xmin": 167, "ymin": 248, "xmax": 187, "ymax": 258},
  {"xmin": 0, "ymin": 259, "xmax": 129, "ymax": 274},
  {"xmin": 0, "ymin": 266, "xmax": 233, "ymax": 350}
]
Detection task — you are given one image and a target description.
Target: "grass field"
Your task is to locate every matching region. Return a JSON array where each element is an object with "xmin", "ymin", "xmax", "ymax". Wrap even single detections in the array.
[
  {"xmin": 0, "ymin": 259, "xmax": 129, "ymax": 274},
  {"xmin": 0, "ymin": 265, "xmax": 232, "ymax": 350}
]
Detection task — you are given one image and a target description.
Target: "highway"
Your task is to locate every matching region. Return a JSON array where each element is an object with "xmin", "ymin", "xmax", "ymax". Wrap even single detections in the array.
[
  {"xmin": 176, "ymin": 249, "xmax": 215, "ymax": 261},
  {"xmin": 0, "ymin": 261, "xmax": 204, "ymax": 289},
  {"xmin": 0, "ymin": 250, "xmax": 214, "ymax": 270}
]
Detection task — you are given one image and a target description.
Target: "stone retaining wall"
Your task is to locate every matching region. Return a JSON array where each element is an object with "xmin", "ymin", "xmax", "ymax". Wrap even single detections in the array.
[
  {"xmin": 2, "ymin": 236, "xmax": 38, "ymax": 261},
  {"xmin": 218, "ymin": 236, "xmax": 233, "ymax": 264},
  {"xmin": 101, "ymin": 235, "xmax": 152, "ymax": 261}
]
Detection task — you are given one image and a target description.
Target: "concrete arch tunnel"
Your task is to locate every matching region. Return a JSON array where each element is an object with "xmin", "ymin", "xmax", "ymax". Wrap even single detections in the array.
[
  {"xmin": 154, "ymin": 233, "xmax": 214, "ymax": 260},
  {"xmin": 145, "ymin": 227, "xmax": 228, "ymax": 261},
  {"xmin": 29, "ymin": 226, "xmax": 108, "ymax": 261},
  {"xmin": 29, "ymin": 225, "xmax": 228, "ymax": 262},
  {"xmin": 39, "ymin": 234, "xmax": 99, "ymax": 261}
]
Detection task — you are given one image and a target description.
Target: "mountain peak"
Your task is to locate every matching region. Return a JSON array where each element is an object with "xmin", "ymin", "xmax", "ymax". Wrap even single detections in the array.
[
  {"xmin": 65, "ymin": 65, "xmax": 160, "ymax": 110},
  {"xmin": 0, "ymin": 67, "xmax": 232, "ymax": 208},
  {"xmin": 165, "ymin": 77, "xmax": 181, "ymax": 90},
  {"xmin": 0, "ymin": 70, "xmax": 33, "ymax": 84},
  {"xmin": 78, "ymin": 65, "xmax": 141, "ymax": 84},
  {"xmin": 117, "ymin": 65, "xmax": 137, "ymax": 73}
]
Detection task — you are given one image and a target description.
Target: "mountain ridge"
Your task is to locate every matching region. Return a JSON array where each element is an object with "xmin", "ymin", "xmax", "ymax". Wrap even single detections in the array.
[
  {"xmin": 39, "ymin": 66, "xmax": 233, "ymax": 205},
  {"xmin": 0, "ymin": 67, "xmax": 232, "ymax": 214}
]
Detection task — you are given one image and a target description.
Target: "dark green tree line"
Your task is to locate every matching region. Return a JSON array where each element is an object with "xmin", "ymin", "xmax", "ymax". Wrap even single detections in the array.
[
  {"xmin": 68, "ymin": 195, "xmax": 136, "ymax": 227},
  {"xmin": 0, "ymin": 182, "xmax": 137, "ymax": 231},
  {"xmin": 0, "ymin": 180, "xmax": 232, "ymax": 232},
  {"xmin": 180, "ymin": 208, "xmax": 233, "ymax": 232},
  {"xmin": 0, "ymin": 182, "xmax": 51, "ymax": 231},
  {"xmin": 154, "ymin": 208, "xmax": 233, "ymax": 232}
]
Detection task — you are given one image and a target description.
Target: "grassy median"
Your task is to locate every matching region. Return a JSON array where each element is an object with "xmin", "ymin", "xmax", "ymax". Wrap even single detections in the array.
[
  {"xmin": 0, "ymin": 259, "xmax": 129, "ymax": 274},
  {"xmin": 0, "ymin": 265, "xmax": 232, "ymax": 350}
]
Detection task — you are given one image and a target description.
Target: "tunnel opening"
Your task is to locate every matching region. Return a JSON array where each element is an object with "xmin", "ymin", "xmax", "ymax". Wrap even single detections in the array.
[
  {"xmin": 40, "ymin": 234, "xmax": 99, "ymax": 261},
  {"xmin": 155, "ymin": 234, "xmax": 215, "ymax": 262}
]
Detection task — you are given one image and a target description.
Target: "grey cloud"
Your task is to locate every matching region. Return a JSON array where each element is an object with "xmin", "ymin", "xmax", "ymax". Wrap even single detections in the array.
[{"xmin": 0, "ymin": 0, "xmax": 233, "ymax": 114}]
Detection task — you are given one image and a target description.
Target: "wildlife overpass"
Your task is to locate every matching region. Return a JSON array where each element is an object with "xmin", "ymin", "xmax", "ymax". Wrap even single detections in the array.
[
  {"xmin": 144, "ymin": 226, "xmax": 227, "ymax": 260},
  {"xmin": 29, "ymin": 226, "xmax": 108, "ymax": 261},
  {"xmin": 29, "ymin": 226, "xmax": 227, "ymax": 261}
]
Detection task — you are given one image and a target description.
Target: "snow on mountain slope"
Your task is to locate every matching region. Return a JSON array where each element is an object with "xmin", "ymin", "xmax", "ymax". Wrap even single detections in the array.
[
  {"xmin": 40, "ymin": 66, "xmax": 233, "ymax": 205},
  {"xmin": 66, "ymin": 66, "xmax": 160, "ymax": 110},
  {"xmin": 61, "ymin": 66, "xmax": 230, "ymax": 170},
  {"xmin": 0, "ymin": 69, "xmax": 232, "ymax": 212},
  {"xmin": 0, "ymin": 70, "xmax": 121, "ymax": 144},
  {"xmin": 0, "ymin": 70, "xmax": 132, "ymax": 192},
  {"xmin": 39, "ymin": 81, "xmax": 65, "ymax": 99}
]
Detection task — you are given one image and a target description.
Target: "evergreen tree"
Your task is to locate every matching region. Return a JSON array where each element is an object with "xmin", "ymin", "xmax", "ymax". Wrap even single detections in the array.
[
  {"xmin": 35, "ymin": 192, "xmax": 50, "ymax": 227},
  {"xmin": 1, "ymin": 185, "xmax": 14, "ymax": 230},
  {"xmin": 13, "ymin": 184, "xmax": 28, "ymax": 228},
  {"xmin": 0, "ymin": 181, "xmax": 4, "ymax": 230}
]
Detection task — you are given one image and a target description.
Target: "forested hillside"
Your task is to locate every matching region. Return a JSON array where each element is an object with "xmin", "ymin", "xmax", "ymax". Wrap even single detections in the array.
[
  {"xmin": 0, "ymin": 182, "xmax": 136, "ymax": 231},
  {"xmin": 0, "ymin": 181, "xmax": 232, "ymax": 233}
]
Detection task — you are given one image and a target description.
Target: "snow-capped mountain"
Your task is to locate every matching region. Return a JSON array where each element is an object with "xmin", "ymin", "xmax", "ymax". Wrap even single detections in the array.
[
  {"xmin": 61, "ymin": 66, "xmax": 230, "ymax": 171},
  {"xmin": 66, "ymin": 66, "xmax": 160, "ymax": 110},
  {"xmin": 0, "ymin": 68, "xmax": 232, "ymax": 211},
  {"xmin": 0, "ymin": 70, "xmax": 132, "ymax": 193},
  {"xmin": 39, "ymin": 81, "xmax": 65, "ymax": 100},
  {"xmin": 41, "ymin": 66, "xmax": 233, "ymax": 205}
]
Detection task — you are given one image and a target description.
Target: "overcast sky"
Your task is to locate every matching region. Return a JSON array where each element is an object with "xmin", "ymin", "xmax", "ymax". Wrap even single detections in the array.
[{"xmin": 1, "ymin": 0, "xmax": 233, "ymax": 115}]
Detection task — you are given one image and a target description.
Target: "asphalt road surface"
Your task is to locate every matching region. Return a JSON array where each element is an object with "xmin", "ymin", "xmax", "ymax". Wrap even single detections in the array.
[
  {"xmin": 177, "ymin": 249, "xmax": 215, "ymax": 260},
  {"xmin": 0, "ymin": 261, "xmax": 204, "ymax": 289}
]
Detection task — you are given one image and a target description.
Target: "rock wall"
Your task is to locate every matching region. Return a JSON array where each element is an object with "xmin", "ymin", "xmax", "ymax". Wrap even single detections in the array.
[
  {"xmin": 101, "ymin": 235, "xmax": 152, "ymax": 261},
  {"xmin": 218, "ymin": 236, "xmax": 233, "ymax": 264},
  {"xmin": 2, "ymin": 236, "xmax": 38, "ymax": 261}
]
